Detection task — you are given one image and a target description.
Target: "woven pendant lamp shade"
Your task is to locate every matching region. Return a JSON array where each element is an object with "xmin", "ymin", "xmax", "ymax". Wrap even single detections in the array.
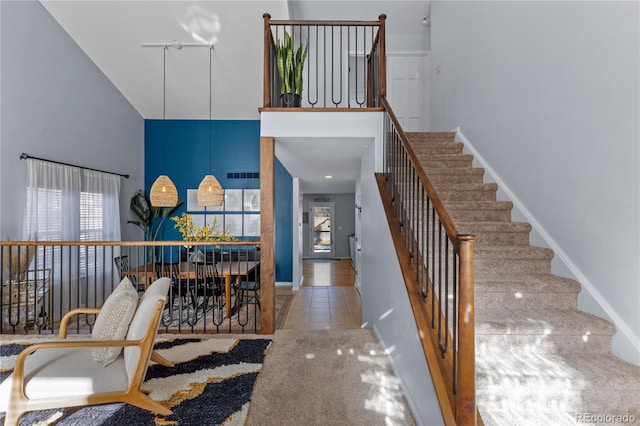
[
  {"xmin": 197, "ymin": 174, "xmax": 224, "ymax": 206},
  {"xmin": 150, "ymin": 175, "xmax": 179, "ymax": 207}
]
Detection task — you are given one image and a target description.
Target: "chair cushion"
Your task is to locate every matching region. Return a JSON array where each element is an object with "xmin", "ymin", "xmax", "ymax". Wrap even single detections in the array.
[
  {"xmin": 91, "ymin": 277, "xmax": 139, "ymax": 366},
  {"xmin": 141, "ymin": 277, "xmax": 171, "ymax": 301},
  {"xmin": 0, "ymin": 346, "xmax": 128, "ymax": 408},
  {"xmin": 123, "ymin": 278, "xmax": 169, "ymax": 385}
]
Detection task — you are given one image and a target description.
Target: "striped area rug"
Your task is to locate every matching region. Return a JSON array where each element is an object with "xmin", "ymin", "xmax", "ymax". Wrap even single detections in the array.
[{"xmin": 0, "ymin": 334, "xmax": 271, "ymax": 425}]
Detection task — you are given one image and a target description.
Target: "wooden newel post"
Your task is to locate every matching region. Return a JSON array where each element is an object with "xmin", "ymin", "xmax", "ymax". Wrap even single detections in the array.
[
  {"xmin": 263, "ymin": 13, "xmax": 272, "ymax": 108},
  {"xmin": 457, "ymin": 234, "xmax": 476, "ymax": 425},
  {"xmin": 378, "ymin": 14, "xmax": 387, "ymax": 102}
]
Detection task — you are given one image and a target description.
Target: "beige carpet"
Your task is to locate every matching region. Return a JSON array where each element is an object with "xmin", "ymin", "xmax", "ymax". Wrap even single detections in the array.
[
  {"xmin": 245, "ymin": 329, "xmax": 416, "ymax": 426},
  {"xmin": 407, "ymin": 132, "xmax": 640, "ymax": 424}
]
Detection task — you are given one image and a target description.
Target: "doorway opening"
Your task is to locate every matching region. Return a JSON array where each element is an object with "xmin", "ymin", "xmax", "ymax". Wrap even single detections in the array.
[{"xmin": 309, "ymin": 202, "xmax": 334, "ymax": 258}]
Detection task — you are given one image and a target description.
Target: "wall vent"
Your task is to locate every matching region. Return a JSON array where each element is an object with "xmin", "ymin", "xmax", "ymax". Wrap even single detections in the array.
[{"xmin": 227, "ymin": 172, "xmax": 260, "ymax": 179}]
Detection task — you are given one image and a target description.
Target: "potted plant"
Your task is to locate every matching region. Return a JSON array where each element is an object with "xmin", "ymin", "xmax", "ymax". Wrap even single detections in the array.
[
  {"xmin": 275, "ymin": 31, "xmax": 308, "ymax": 107},
  {"xmin": 128, "ymin": 190, "xmax": 183, "ymax": 261}
]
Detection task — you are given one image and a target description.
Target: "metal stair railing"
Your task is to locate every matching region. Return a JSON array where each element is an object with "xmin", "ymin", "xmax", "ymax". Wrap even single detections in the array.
[{"xmin": 380, "ymin": 96, "xmax": 477, "ymax": 425}]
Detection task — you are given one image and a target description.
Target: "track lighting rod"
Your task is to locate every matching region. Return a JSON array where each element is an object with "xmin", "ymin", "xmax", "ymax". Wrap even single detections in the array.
[{"xmin": 141, "ymin": 41, "xmax": 213, "ymax": 49}]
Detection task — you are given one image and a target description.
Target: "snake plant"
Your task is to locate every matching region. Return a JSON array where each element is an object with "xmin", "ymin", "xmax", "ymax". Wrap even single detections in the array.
[{"xmin": 275, "ymin": 31, "xmax": 308, "ymax": 95}]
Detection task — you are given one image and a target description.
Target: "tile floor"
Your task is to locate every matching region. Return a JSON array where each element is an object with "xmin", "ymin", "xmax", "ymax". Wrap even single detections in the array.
[
  {"xmin": 282, "ymin": 286, "xmax": 362, "ymax": 330},
  {"xmin": 282, "ymin": 260, "xmax": 362, "ymax": 330}
]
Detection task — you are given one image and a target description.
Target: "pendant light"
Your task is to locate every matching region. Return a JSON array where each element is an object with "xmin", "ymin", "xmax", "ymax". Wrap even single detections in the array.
[
  {"xmin": 150, "ymin": 45, "xmax": 178, "ymax": 207},
  {"xmin": 197, "ymin": 45, "xmax": 224, "ymax": 207}
]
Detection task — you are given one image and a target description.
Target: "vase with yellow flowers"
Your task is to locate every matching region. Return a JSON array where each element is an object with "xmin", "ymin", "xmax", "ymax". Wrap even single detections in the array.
[{"xmin": 171, "ymin": 213, "xmax": 237, "ymax": 262}]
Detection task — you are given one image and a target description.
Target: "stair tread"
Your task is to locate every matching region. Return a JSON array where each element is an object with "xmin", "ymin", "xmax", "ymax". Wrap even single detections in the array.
[
  {"xmin": 425, "ymin": 168, "xmax": 484, "ymax": 175},
  {"xmin": 410, "ymin": 142, "xmax": 463, "ymax": 150},
  {"xmin": 475, "ymin": 245, "xmax": 554, "ymax": 259},
  {"xmin": 443, "ymin": 201, "xmax": 513, "ymax": 209},
  {"xmin": 406, "ymin": 131, "xmax": 456, "ymax": 139},
  {"xmin": 476, "ymin": 307, "xmax": 616, "ymax": 335},
  {"xmin": 477, "ymin": 352, "xmax": 640, "ymax": 391},
  {"xmin": 431, "ymin": 183, "xmax": 498, "ymax": 190},
  {"xmin": 419, "ymin": 153, "xmax": 473, "ymax": 160},
  {"xmin": 456, "ymin": 221, "xmax": 531, "ymax": 231},
  {"xmin": 474, "ymin": 273, "xmax": 581, "ymax": 293}
]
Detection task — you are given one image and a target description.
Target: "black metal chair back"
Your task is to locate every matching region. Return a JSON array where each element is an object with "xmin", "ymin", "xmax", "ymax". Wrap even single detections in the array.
[{"xmin": 114, "ymin": 255, "xmax": 144, "ymax": 292}]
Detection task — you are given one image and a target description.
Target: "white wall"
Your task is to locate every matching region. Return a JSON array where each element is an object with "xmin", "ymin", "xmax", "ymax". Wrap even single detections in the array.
[
  {"xmin": 430, "ymin": 1, "xmax": 640, "ymax": 364},
  {"xmin": 0, "ymin": 1, "xmax": 145, "ymax": 241},
  {"xmin": 359, "ymin": 142, "xmax": 443, "ymax": 426}
]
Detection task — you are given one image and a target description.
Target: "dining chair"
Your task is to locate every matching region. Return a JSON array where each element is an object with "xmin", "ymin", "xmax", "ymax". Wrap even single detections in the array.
[
  {"xmin": 195, "ymin": 263, "xmax": 226, "ymax": 326},
  {"xmin": 114, "ymin": 255, "xmax": 145, "ymax": 293},
  {"xmin": 153, "ymin": 262, "xmax": 195, "ymax": 324},
  {"xmin": 233, "ymin": 262, "xmax": 261, "ymax": 329}
]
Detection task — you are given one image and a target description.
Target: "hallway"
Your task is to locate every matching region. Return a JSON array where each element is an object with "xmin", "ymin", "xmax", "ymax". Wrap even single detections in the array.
[{"xmin": 282, "ymin": 259, "xmax": 362, "ymax": 330}]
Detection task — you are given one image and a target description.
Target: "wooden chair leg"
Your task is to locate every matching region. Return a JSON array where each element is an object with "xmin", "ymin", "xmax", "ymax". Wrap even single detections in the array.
[
  {"xmin": 151, "ymin": 350, "xmax": 175, "ymax": 367},
  {"xmin": 125, "ymin": 391, "xmax": 172, "ymax": 416}
]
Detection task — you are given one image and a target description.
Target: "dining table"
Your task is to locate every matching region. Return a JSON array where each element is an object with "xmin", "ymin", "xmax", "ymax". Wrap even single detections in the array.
[{"xmin": 125, "ymin": 261, "xmax": 258, "ymax": 318}]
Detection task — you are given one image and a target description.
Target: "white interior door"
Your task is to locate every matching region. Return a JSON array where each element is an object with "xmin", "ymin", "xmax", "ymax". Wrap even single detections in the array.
[{"xmin": 387, "ymin": 54, "xmax": 428, "ymax": 131}]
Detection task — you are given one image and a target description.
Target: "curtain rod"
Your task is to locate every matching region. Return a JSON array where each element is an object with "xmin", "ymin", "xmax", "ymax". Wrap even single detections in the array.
[{"xmin": 19, "ymin": 153, "xmax": 130, "ymax": 179}]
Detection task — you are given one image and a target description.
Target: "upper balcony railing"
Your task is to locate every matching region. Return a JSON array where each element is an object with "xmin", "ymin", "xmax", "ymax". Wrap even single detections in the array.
[{"xmin": 262, "ymin": 14, "xmax": 386, "ymax": 109}]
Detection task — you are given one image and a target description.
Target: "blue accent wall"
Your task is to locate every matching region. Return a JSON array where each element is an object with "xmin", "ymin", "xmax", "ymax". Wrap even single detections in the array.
[
  {"xmin": 144, "ymin": 119, "xmax": 292, "ymax": 282},
  {"xmin": 275, "ymin": 159, "xmax": 293, "ymax": 283}
]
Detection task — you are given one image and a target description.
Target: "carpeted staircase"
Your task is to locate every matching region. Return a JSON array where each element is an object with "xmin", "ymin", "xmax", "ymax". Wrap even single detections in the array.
[{"xmin": 407, "ymin": 132, "xmax": 640, "ymax": 425}]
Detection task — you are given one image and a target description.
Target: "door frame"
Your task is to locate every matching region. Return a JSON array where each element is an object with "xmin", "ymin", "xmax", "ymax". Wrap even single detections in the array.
[{"xmin": 309, "ymin": 202, "xmax": 335, "ymax": 258}]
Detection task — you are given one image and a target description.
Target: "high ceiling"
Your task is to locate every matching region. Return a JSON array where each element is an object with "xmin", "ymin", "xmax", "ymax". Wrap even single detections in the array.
[{"xmin": 39, "ymin": 0, "xmax": 431, "ymax": 193}]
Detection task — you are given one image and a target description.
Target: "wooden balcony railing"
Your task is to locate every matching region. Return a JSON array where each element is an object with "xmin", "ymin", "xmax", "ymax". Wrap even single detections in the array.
[
  {"xmin": 380, "ymin": 97, "xmax": 477, "ymax": 425},
  {"xmin": 0, "ymin": 241, "xmax": 263, "ymax": 335},
  {"xmin": 262, "ymin": 14, "xmax": 386, "ymax": 109}
]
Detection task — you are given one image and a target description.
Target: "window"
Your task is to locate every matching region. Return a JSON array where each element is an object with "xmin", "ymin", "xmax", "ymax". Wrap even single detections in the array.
[
  {"xmin": 23, "ymin": 159, "xmax": 121, "ymax": 276},
  {"xmin": 80, "ymin": 191, "xmax": 104, "ymax": 242}
]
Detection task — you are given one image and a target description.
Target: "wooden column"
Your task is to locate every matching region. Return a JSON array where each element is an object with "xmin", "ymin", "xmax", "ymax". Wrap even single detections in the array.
[{"xmin": 260, "ymin": 137, "xmax": 276, "ymax": 334}]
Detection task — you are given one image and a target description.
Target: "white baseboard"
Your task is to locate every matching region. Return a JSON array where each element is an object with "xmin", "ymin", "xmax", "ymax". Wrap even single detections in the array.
[
  {"xmin": 454, "ymin": 126, "xmax": 640, "ymax": 364},
  {"xmin": 372, "ymin": 325, "xmax": 427, "ymax": 426}
]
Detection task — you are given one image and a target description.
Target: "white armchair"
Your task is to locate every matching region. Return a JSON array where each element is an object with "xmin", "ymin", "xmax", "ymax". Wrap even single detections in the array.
[{"xmin": 2, "ymin": 277, "xmax": 172, "ymax": 426}]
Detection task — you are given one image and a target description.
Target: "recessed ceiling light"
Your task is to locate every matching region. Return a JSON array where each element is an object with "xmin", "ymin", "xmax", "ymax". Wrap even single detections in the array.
[{"xmin": 324, "ymin": 175, "xmax": 333, "ymax": 179}]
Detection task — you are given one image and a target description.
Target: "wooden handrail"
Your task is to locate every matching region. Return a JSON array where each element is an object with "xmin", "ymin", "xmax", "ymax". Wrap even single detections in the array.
[
  {"xmin": 380, "ymin": 98, "xmax": 477, "ymax": 424},
  {"xmin": 267, "ymin": 19, "xmax": 382, "ymax": 26},
  {"xmin": 380, "ymin": 96, "xmax": 461, "ymax": 250}
]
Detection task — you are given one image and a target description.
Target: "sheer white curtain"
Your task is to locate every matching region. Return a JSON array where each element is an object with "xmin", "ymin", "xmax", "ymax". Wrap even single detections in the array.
[
  {"xmin": 23, "ymin": 159, "xmax": 81, "ymax": 241},
  {"xmin": 83, "ymin": 169, "xmax": 121, "ymax": 241},
  {"xmin": 23, "ymin": 159, "xmax": 122, "ymax": 311},
  {"xmin": 23, "ymin": 159, "xmax": 121, "ymax": 241}
]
